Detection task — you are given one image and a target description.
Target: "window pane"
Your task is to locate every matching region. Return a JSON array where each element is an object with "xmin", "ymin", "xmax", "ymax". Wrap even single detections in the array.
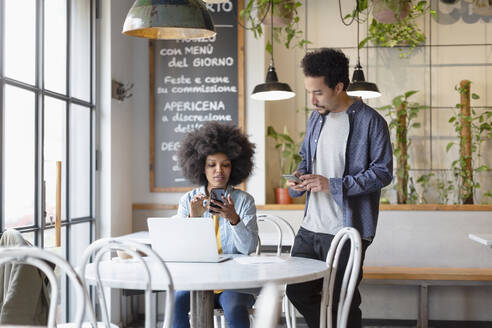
[
  {"xmin": 4, "ymin": 85, "xmax": 35, "ymax": 228},
  {"xmin": 68, "ymin": 222, "xmax": 91, "ymax": 321},
  {"xmin": 5, "ymin": 0, "xmax": 36, "ymax": 84},
  {"xmin": 45, "ymin": 0, "xmax": 67, "ymax": 94},
  {"xmin": 69, "ymin": 104, "xmax": 91, "ymax": 218},
  {"xmin": 22, "ymin": 232, "xmax": 35, "ymax": 245},
  {"xmin": 44, "ymin": 97, "xmax": 67, "ymax": 224},
  {"xmin": 44, "ymin": 227, "xmax": 67, "ymax": 323},
  {"xmin": 70, "ymin": 0, "xmax": 91, "ymax": 101}
]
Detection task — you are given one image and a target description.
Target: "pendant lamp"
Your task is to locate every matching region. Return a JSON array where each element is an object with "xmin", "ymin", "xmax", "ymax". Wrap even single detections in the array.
[
  {"xmin": 346, "ymin": 5, "xmax": 381, "ymax": 99},
  {"xmin": 122, "ymin": 0, "xmax": 216, "ymax": 40},
  {"xmin": 251, "ymin": 0, "xmax": 295, "ymax": 101}
]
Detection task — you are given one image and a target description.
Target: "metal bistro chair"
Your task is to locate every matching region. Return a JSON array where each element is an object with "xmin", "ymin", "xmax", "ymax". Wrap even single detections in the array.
[
  {"xmin": 76, "ymin": 238, "xmax": 175, "ymax": 328},
  {"xmin": 320, "ymin": 227, "xmax": 362, "ymax": 328},
  {"xmin": 256, "ymin": 213, "xmax": 297, "ymax": 328},
  {"xmin": 213, "ymin": 214, "xmax": 297, "ymax": 328},
  {"xmin": 0, "ymin": 246, "xmax": 87, "ymax": 328}
]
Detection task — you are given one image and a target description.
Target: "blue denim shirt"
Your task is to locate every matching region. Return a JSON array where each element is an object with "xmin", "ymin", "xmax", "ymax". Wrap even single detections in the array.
[
  {"xmin": 177, "ymin": 185, "xmax": 258, "ymax": 255},
  {"xmin": 290, "ymin": 100, "xmax": 393, "ymax": 239}
]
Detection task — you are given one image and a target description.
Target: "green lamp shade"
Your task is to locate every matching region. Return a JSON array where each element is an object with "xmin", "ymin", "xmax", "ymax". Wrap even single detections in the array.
[
  {"xmin": 122, "ymin": 0, "xmax": 216, "ymax": 40},
  {"xmin": 347, "ymin": 65, "xmax": 381, "ymax": 99},
  {"xmin": 251, "ymin": 65, "xmax": 295, "ymax": 101}
]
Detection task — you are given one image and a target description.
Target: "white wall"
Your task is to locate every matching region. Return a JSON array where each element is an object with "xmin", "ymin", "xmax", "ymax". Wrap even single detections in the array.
[{"xmin": 98, "ymin": 0, "xmax": 135, "ymax": 239}]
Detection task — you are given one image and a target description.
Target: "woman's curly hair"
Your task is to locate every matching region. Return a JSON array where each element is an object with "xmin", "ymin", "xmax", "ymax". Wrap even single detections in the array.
[
  {"xmin": 301, "ymin": 48, "xmax": 350, "ymax": 91},
  {"xmin": 178, "ymin": 122, "xmax": 255, "ymax": 186}
]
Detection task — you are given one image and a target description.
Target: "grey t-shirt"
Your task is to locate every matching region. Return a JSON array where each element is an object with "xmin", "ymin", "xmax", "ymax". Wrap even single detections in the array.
[{"xmin": 301, "ymin": 110, "xmax": 350, "ymax": 234}]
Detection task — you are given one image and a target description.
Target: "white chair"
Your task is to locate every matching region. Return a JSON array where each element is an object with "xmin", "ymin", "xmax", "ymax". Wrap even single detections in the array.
[
  {"xmin": 214, "ymin": 214, "xmax": 297, "ymax": 328},
  {"xmin": 319, "ymin": 227, "xmax": 362, "ymax": 328},
  {"xmin": 76, "ymin": 238, "xmax": 175, "ymax": 328},
  {"xmin": 253, "ymin": 283, "xmax": 281, "ymax": 328},
  {"xmin": 0, "ymin": 246, "xmax": 88, "ymax": 328},
  {"xmin": 257, "ymin": 213, "xmax": 297, "ymax": 328}
]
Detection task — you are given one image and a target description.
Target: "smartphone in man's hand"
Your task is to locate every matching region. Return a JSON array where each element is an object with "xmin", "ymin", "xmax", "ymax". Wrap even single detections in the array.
[
  {"xmin": 209, "ymin": 188, "xmax": 225, "ymax": 213},
  {"xmin": 282, "ymin": 174, "xmax": 301, "ymax": 184}
]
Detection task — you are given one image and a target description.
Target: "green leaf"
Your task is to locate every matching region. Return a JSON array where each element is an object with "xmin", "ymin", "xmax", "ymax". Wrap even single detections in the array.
[
  {"xmin": 392, "ymin": 96, "xmax": 403, "ymax": 108},
  {"xmin": 471, "ymin": 93, "xmax": 480, "ymax": 100},
  {"xmin": 265, "ymin": 41, "xmax": 272, "ymax": 55},
  {"xmin": 446, "ymin": 142, "xmax": 454, "ymax": 152},
  {"xmin": 358, "ymin": 37, "xmax": 369, "ymax": 49},
  {"xmin": 267, "ymin": 126, "xmax": 277, "ymax": 138},
  {"xmin": 476, "ymin": 165, "xmax": 489, "ymax": 172},
  {"xmin": 404, "ymin": 90, "xmax": 418, "ymax": 99}
]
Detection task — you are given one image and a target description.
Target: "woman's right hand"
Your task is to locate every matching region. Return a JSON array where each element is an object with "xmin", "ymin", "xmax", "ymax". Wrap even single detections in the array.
[{"xmin": 189, "ymin": 193, "xmax": 207, "ymax": 217}]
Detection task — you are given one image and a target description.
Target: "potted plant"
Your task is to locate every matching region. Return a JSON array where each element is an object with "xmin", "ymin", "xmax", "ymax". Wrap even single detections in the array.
[
  {"xmin": 240, "ymin": 0, "xmax": 310, "ymax": 52},
  {"xmin": 372, "ymin": 0, "xmax": 411, "ymax": 24},
  {"xmin": 359, "ymin": 1, "xmax": 437, "ymax": 58},
  {"xmin": 266, "ymin": 125, "xmax": 303, "ymax": 204}
]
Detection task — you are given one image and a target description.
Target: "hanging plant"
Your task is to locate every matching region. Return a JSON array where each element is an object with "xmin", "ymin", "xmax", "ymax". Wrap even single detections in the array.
[
  {"xmin": 377, "ymin": 90, "xmax": 427, "ymax": 204},
  {"xmin": 446, "ymin": 81, "xmax": 492, "ymax": 204},
  {"xmin": 240, "ymin": 0, "xmax": 310, "ymax": 53},
  {"xmin": 359, "ymin": 1, "xmax": 437, "ymax": 58}
]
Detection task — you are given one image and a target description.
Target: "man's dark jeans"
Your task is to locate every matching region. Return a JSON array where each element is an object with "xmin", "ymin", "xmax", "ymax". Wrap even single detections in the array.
[{"xmin": 286, "ymin": 227, "xmax": 371, "ymax": 328}]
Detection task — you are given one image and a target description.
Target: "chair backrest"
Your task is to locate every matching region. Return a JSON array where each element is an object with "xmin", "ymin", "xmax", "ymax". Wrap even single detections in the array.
[
  {"xmin": 319, "ymin": 227, "xmax": 362, "ymax": 328},
  {"xmin": 254, "ymin": 283, "xmax": 281, "ymax": 328},
  {"xmin": 0, "ymin": 246, "xmax": 86, "ymax": 328},
  {"xmin": 256, "ymin": 213, "xmax": 296, "ymax": 256},
  {"xmin": 78, "ymin": 238, "xmax": 175, "ymax": 328}
]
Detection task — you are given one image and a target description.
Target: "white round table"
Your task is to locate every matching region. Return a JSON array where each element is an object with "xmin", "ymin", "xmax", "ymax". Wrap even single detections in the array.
[{"xmin": 85, "ymin": 255, "xmax": 328, "ymax": 328}]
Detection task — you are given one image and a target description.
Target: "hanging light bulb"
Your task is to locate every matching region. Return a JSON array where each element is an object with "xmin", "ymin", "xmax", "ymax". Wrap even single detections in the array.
[
  {"xmin": 347, "ymin": 63, "xmax": 381, "ymax": 99},
  {"xmin": 251, "ymin": 60, "xmax": 295, "ymax": 101},
  {"xmin": 122, "ymin": 0, "xmax": 216, "ymax": 40},
  {"xmin": 251, "ymin": 0, "xmax": 295, "ymax": 101},
  {"xmin": 346, "ymin": 2, "xmax": 381, "ymax": 99}
]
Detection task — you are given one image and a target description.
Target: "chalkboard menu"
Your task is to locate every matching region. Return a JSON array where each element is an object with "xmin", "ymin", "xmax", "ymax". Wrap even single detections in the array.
[{"xmin": 150, "ymin": 0, "xmax": 244, "ymax": 192}]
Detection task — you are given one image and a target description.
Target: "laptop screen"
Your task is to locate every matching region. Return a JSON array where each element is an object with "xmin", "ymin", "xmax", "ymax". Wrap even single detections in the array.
[{"xmin": 147, "ymin": 217, "xmax": 227, "ymax": 262}]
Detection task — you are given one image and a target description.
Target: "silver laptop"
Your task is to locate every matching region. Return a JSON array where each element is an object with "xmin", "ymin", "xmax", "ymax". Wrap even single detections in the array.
[{"xmin": 147, "ymin": 217, "xmax": 231, "ymax": 263}]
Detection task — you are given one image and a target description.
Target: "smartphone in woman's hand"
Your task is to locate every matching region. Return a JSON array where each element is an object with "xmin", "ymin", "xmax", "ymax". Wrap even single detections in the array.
[{"xmin": 209, "ymin": 188, "xmax": 225, "ymax": 213}]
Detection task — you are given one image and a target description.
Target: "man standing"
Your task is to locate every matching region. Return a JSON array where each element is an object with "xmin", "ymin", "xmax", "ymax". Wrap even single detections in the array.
[{"xmin": 285, "ymin": 48, "xmax": 393, "ymax": 328}]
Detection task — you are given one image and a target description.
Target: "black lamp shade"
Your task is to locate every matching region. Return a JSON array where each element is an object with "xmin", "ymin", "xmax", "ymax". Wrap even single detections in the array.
[
  {"xmin": 347, "ymin": 65, "xmax": 381, "ymax": 99},
  {"xmin": 122, "ymin": 0, "xmax": 216, "ymax": 40},
  {"xmin": 251, "ymin": 65, "xmax": 295, "ymax": 101}
]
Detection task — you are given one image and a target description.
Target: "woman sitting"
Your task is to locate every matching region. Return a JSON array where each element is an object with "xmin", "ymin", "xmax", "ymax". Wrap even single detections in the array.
[{"xmin": 173, "ymin": 122, "xmax": 258, "ymax": 328}]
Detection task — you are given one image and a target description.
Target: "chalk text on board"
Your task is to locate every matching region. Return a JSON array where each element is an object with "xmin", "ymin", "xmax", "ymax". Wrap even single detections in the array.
[{"xmin": 162, "ymin": 100, "xmax": 225, "ymax": 112}]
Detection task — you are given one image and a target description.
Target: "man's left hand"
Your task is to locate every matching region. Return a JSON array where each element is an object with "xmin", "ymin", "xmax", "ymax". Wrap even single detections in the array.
[{"xmin": 299, "ymin": 174, "xmax": 330, "ymax": 193}]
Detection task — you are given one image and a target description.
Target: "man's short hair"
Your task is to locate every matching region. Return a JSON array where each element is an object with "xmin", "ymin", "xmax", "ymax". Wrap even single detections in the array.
[{"xmin": 301, "ymin": 48, "xmax": 350, "ymax": 91}]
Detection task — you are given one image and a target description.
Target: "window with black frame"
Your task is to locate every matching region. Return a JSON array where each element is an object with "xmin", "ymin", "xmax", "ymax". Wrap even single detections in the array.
[{"xmin": 0, "ymin": 0, "xmax": 96, "ymax": 321}]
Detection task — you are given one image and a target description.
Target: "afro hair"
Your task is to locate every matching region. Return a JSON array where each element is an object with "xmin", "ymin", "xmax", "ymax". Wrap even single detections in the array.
[{"xmin": 178, "ymin": 122, "xmax": 255, "ymax": 186}]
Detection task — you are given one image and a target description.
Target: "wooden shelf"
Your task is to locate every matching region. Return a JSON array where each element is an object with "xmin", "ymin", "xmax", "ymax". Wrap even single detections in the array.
[
  {"xmin": 132, "ymin": 203, "xmax": 492, "ymax": 211},
  {"xmin": 379, "ymin": 204, "xmax": 492, "ymax": 211}
]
